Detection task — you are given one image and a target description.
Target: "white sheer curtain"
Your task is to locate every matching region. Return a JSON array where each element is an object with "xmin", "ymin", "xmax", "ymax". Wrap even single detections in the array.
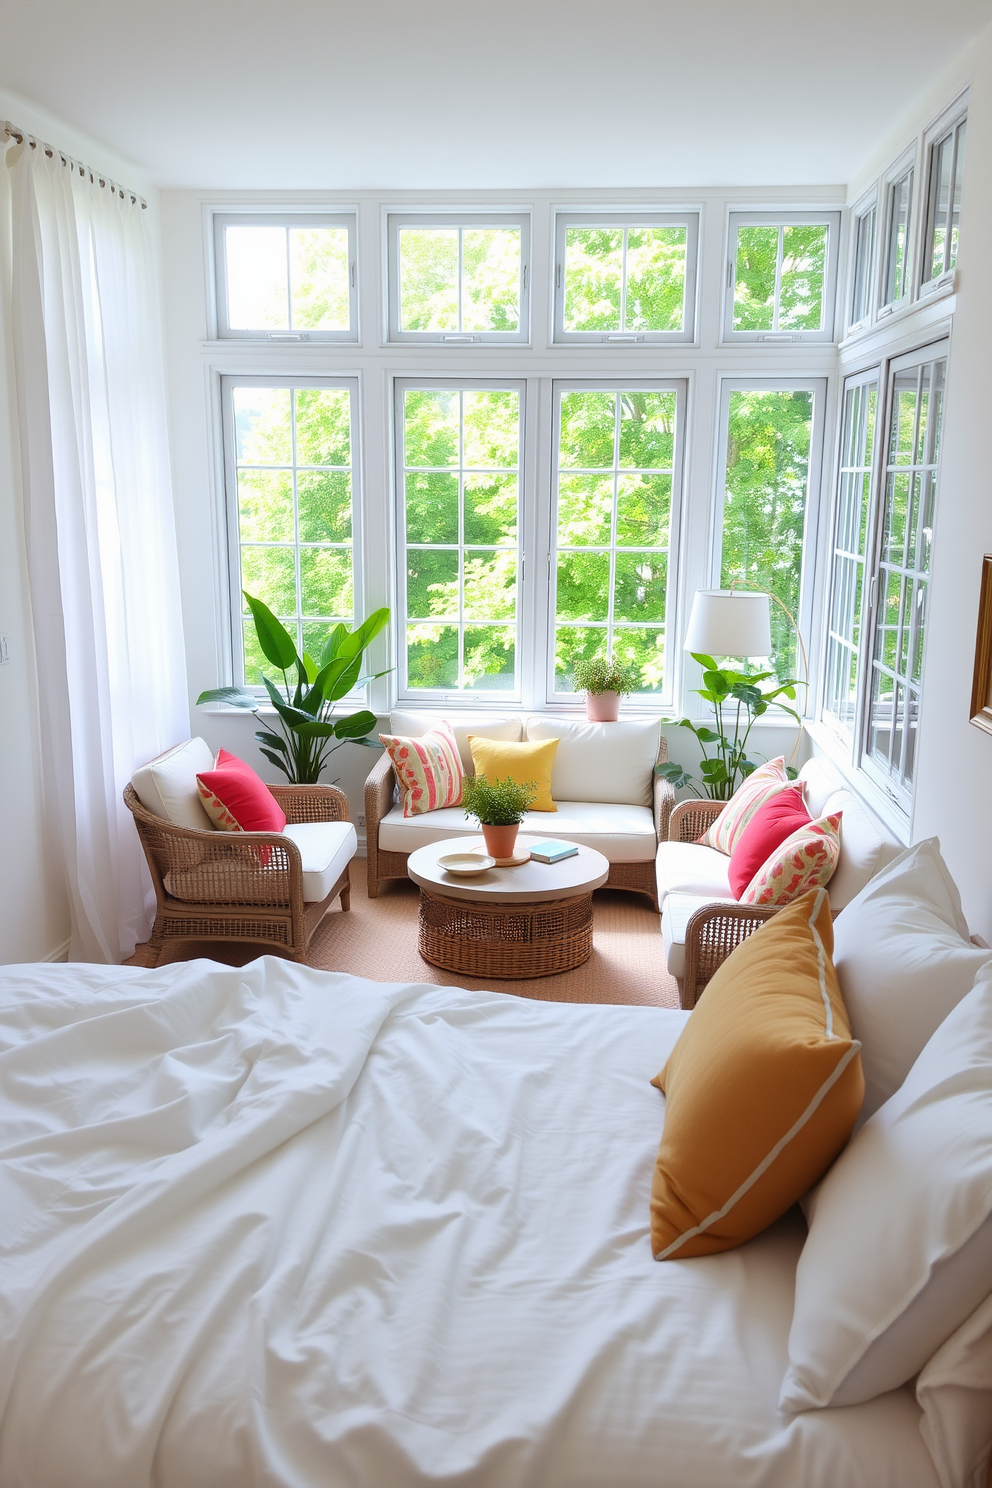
[{"xmin": 2, "ymin": 139, "xmax": 189, "ymax": 962}]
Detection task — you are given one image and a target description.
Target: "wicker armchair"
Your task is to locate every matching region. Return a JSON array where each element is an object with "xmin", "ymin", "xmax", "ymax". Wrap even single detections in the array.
[
  {"xmin": 365, "ymin": 735, "xmax": 676, "ymax": 906},
  {"xmin": 125, "ymin": 782, "xmax": 351, "ymax": 967}
]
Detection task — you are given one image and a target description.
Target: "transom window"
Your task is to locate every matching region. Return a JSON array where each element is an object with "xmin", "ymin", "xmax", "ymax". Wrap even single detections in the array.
[
  {"xmin": 223, "ymin": 377, "xmax": 359, "ymax": 682},
  {"xmin": 551, "ymin": 384, "xmax": 681, "ymax": 697},
  {"xmin": 923, "ymin": 111, "xmax": 967, "ymax": 291},
  {"xmin": 214, "ymin": 214, "xmax": 357, "ymax": 340},
  {"xmin": 880, "ymin": 156, "xmax": 915, "ymax": 311},
  {"xmin": 387, "ymin": 214, "xmax": 529, "ymax": 343},
  {"xmin": 553, "ymin": 213, "xmax": 698, "ymax": 343},
  {"xmin": 725, "ymin": 212, "xmax": 839, "ymax": 342},
  {"xmin": 398, "ymin": 382, "xmax": 522, "ymax": 694},
  {"xmin": 823, "ymin": 372, "xmax": 878, "ymax": 737},
  {"xmin": 848, "ymin": 195, "xmax": 877, "ymax": 333}
]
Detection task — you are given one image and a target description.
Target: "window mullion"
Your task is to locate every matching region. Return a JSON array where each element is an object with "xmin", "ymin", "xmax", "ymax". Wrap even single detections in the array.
[{"xmin": 772, "ymin": 225, "xmax": 785, "ymax": 332}]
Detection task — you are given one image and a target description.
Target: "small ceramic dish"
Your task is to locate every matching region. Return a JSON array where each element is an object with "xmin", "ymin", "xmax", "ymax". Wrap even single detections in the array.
[{"xmin": 437, "ymin": 852, "xmax": 497, "ymax": 875}]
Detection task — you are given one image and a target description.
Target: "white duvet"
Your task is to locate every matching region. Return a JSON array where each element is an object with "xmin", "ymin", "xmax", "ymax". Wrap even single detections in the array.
[{"xmin": 0, "ymin": 958, "xmax": 937, "ymax": 1488}]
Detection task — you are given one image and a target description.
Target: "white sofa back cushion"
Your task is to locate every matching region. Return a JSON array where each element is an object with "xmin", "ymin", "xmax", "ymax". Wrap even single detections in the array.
[
  {"xmin": 524, "ymin": 716, "xmax": 662, "ymax": 808},
  {"xmin": 389, "ymin": 712, "xmax": 522, "ymax": 775},
  {"xmin": 796, "ymin": 757, "xmax": 901, "ymax": 910},
  {"xmin": 131, "ymin": 738, "xmax": 216, "ymax": 832}
]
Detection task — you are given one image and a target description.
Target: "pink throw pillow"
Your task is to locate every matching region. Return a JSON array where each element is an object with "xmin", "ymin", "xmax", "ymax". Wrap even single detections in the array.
[
  {"xmin": 196, "ymin": 748, "xmax": 287, "ymax": 835},
  {"xmin": 379, "ymin": 720, "xmax": 464, "ymax": 818},
  {"xmin": 739, "ymin": 812, "xmax": 843, "ymax": 908},
  {"xmin": 729, "ymin": 787, "xmax": 811, "ymax": 899}
]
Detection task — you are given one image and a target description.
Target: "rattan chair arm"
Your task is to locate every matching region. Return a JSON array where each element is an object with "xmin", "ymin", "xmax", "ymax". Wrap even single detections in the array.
[
  {"xmin": 269, "ymin": 783, "xmax": 349, "ymax": 824},
  {"xmin": 680, "ymin": 902, "xmax": 780, "ymax": 1009},
  {"xmin": 668, "ymin": 798, "xmax": 726, "ymax": 843},
  {"xmin": 364, "ymin": 749, "xmax": 396, "ymax": 835}
]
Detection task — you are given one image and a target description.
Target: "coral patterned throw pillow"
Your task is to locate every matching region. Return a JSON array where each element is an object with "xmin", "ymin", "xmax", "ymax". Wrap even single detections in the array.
[
  {"xmin": 379, "ymin": 720, "xmax": 464, "ymax": 818},
  {"xmin": 739, "ymin": 812, "xmax": 843, "ymax": 907}
]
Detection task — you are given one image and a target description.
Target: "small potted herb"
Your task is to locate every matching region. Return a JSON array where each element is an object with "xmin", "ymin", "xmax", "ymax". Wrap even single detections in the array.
[
  {"xmin": 571, "ymin": 656, "xmax": 642, "ymax": 722},
  {"xmin": 462, "ymin": 774, "xmax": 536, "ymax": 860}
]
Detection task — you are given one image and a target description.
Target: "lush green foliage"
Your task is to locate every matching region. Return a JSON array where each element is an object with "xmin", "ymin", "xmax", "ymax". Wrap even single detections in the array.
[
  {"xmin": 572, "ymin": 655, "xmax": 642, "ymax": 696},
  {"xmin": 733, "ymin": 223, "xmax": 826, "ymax": 333},
  {"xmin": 657, "ymin": 652, "xmax": 801, "ymax": 801},
  {"xmin": 563, "ymin": 226, "xmax": 686, "ymax": 333},
  {"xmin": 399, "ymin": 227, "xmax": 520, "ymax": 333},
  {"xmin": 226, "ymin": 224, "xmax": 350, "ymax": 332},
  {"xmin": 720, "ymin": 390, "xmax": 813, "ymax": 679},
  {"xmin": 197, "ymin": 593, "xmax": 390, "ymax": 785},
  {"xmin": 462, "ymin": 774, "xmax": 536, "ymax": 826}
]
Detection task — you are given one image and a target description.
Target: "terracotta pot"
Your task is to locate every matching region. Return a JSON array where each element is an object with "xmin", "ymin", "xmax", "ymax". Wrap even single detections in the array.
[
  {"xmin": 481, "ymin": 822, "xmax": 520, "ymax": 860},
  {"xmin": 585, "ymin": 690, "xmax": 620, "ymax": 722}
]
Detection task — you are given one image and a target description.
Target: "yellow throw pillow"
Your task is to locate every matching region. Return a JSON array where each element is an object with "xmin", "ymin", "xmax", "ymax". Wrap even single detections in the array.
[
  {"xmin": 649, "ymin": 889, "xmax": 863, "ymax": 1261},
  {"xmin": 467, "ymin": 735, "xmax": 558, "ymax": 812}
]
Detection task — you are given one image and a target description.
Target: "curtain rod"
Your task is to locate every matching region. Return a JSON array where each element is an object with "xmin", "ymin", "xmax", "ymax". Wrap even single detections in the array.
[{"xmin": 1, "ymin": 121, "xmax": 147, "ymax": 210}]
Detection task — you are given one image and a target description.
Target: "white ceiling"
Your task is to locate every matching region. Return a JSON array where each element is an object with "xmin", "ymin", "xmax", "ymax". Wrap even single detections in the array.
[{"xmin": 1, "ymin": 0, "xmax": 989, "ymax": 191}]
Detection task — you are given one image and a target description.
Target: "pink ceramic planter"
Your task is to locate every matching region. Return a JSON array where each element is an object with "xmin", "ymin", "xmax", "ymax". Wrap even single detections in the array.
[{"xmin": 585, "ymin": 691, "xmax": 620, "ymax": 722}]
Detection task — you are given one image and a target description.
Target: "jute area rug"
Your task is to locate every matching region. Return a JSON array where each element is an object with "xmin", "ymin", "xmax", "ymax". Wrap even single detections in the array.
[{"xmin": 128, "ymin": 864, "xmax": 680, "ymax": 1009}]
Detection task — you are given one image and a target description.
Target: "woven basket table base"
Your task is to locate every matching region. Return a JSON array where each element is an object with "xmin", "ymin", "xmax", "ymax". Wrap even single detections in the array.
[{"xmin": 418, "ymin": 887, "xmax": 595, "ymax": 979}]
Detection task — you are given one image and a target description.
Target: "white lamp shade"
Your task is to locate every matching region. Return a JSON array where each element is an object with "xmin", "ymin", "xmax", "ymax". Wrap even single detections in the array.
[{"xmin": 684, "ymin": 589, "xmax": 773, "ymax": 658}]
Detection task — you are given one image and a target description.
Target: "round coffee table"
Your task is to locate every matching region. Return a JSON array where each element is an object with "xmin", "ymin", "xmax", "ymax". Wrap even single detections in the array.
[{"xmin": 406, "ymin": 836, "xmax": 610, "ymax": 980}]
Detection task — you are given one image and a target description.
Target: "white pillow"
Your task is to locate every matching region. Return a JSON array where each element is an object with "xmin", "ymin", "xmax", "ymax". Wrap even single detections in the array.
[
  {"xmin": 831, "ymin": 837, "xmax": 991, "ymax": 1119},
  {"xmin": 524, "ymin": 715, "xmax": 662, "ymax": 807},
  {"xmin": 131, "ymin": 738, "xmax": 216, "ymax": 831},
  {"xmin": 780, "ymin": 961, "xmax": 992, "ymax": 1413},
  {"xmin": 917, "ymin": 1288, "xmax": 992, "ymax": 1488}
]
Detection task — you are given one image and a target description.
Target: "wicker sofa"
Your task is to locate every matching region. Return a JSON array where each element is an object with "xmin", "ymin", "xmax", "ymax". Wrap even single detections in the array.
[
  {"xmin": 365, "ymin": 711, "xmax": 675, "ymax": 906},
  {"xmin": 656, "ymin": 756, "xmax": 904, "ymax": 1007},
  {"xmin": 126, "ymin": 738, "xmax": 357, "ymax": 965}
]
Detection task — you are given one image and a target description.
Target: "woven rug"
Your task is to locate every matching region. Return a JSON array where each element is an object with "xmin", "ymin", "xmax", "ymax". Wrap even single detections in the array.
[{"xmin": 128, "ymin": 864, "xmax": 679, "ymax": 1009}]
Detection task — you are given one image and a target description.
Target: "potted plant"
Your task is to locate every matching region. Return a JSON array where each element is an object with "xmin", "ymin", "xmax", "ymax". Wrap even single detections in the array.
[
  {"xmin": 196, "ymin": 592, "xmax": 391, "ymax": 784},
  {"xmin": 571, "ymin": 656, "xmax": 643, "ymax": 722},
  {"xmin": 462, "ymin": 774, "xmax": 536, "ymax": 860}
]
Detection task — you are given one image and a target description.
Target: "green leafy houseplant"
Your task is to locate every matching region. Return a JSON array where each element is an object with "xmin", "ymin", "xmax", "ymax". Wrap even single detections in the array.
[
  {"xmin": 571, "ymin": 656, "xmax": 642, "ymax": 697},
  {"xmin": 656, "ymin": 652, "xmax": 802, "ymax": 801},
  {"xmin": 197, "ymin": 593, "xmax": 390, "ymax": 785},
  {"xmin": 462, "ymin": 775, "xmax": 536, "ymax": 826}
]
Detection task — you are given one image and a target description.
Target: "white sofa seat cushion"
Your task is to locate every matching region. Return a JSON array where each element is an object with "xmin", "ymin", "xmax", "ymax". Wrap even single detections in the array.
[
  {"xmin": 283, "ymin": 821, "xmax": 358, "ymax": 902},
  {"xmin": 655, "ymin": 841, "xmax": 734, "ymax": 907},
  {"xmin": 378, "ymin": 800, "xmax": 656, "ymax": 862},
  {"xmin": 389, "ymin": 711, "xmax": 522, "ymax": 775},
  {"xmin": 661, "ymin": 892, "xmax": 738, "ymax": 978},
  {"xmin": 131, "ymin": 737, "xmax": 217, "ymax": 832},
  {"xmin": 524, "ymin": 715, "xmax": 662, "ymax": 807}
]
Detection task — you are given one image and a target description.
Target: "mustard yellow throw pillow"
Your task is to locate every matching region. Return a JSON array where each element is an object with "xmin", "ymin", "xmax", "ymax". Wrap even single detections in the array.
[
  {"xmin": 467, "ymin": 735, "xmax": 558, "ymax": 812},
  {"xmin": 650, "ymin": 889, "xmax": 863, "ymax": 1261}
]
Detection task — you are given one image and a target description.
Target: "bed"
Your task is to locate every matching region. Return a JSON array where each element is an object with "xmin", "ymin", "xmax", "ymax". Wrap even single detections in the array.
[{"xmin": 0, "ymin": 956, "xmax": 943, "ymax": 1488}]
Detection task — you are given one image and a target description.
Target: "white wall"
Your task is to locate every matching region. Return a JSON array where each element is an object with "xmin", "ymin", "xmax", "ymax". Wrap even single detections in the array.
[
  {"xmin": 0, "ymin": 86, "xmax": 155, "ymax": 962},
  {"xmin": 912, "ymin": 22, "xmax": 992, "ymax": 939}
]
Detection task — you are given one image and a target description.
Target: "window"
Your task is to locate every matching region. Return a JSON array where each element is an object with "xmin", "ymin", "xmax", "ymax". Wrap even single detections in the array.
[
  {"xmin": 214, "ymin": 214, "xmax": 357, "ymax": 340},
  {"xmin": 848, "ymin": 194, "xmax": 877, "ymax": 333},
  {"xmin": 823, "ymin": 372, "xmax": 878, "ymax": 737},
  {"xmin": 725, "ymin": 212, "xmax": 839, "ymax": 342},
  {"xmin": 922, "ymin": 109, "xmax": 967, "ymax": 292},
  {"xmin": 223, "ymin": 378, "xmax": 359, "ymax": 683},
  {"xmin": 386, "ymin": 213, "xmax": 530, "ymax": 343},
  {"xmin": 716, "ymin": 383, "xmax": 822, "ymax": 679},
  {"xmin": 862, "ymin": 349, "xmax": 946, "ymax": 804},
  {"xmin": 397, "ymin": 382, "xmax": 522, "ymax": 694},
  {"xmin": 552, "ymin": 213, "xmax": 698, "ymax": 342},
  {"xmin": 551, "ymin": 383, "xmax": 682, "ymax": 697},
  {"xmin": 880, "ymin": 153, "xmax": 915, "ymax": 311}
]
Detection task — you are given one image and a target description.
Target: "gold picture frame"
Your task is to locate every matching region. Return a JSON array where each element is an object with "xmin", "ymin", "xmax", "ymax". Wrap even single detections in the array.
[{"xmin": 970, "ymin": 555, "xmax": 992, "ymax": 736}]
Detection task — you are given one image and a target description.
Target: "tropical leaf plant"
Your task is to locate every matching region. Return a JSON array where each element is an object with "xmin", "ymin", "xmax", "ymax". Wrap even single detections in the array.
[
  {"xmin": 655, "ymin": 652, "xmax": 802, "ymax": 801},
  {"xmin": 197, "ymin": 594, "xmax": 391, "ymax": 784}
]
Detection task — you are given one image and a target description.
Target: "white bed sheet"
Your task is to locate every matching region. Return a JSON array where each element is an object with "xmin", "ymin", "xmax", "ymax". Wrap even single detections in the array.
[{"xmin": 0, "ymin": 958, "xmax": 938, "ymax": 1488}]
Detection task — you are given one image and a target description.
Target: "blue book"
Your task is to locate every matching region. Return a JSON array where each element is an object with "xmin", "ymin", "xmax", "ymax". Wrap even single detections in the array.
[{"xmin": 528, "ymin": 839, "xmax": 579, "ymax": 863}]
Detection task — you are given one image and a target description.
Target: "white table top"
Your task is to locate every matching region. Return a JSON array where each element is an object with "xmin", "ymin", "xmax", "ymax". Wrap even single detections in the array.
[{"xmin": 406, "ymin": 836, "xmax": 610, "ymax": 905}]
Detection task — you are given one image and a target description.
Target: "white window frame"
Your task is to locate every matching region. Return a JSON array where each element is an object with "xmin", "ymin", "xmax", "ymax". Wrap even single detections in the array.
[
  {"xmin": 221, "ymin": 373, "xmax": 364, "ymax": 693},
  {"xmin": 393, "ymin": 377, "xmax": 527, "ymax": 703},
  {"xmin": 385, "ymin": 211, "xmax": 531, "ymax": 345},
  {"xmin": 551, "ymin": 212, "xmax": 699, "ymax": 345},
  {"xmin": 920, "ymin": 96, "xmax": 968, "ymax": 298},
  {"xmin": 711, "ymin": 376, "xmax": 828, "ymax": 699},
  {"xmin": 546, "ymin": 378, "xmax": 687, "ymax": 708},
  {"xmin": 213, "ymin": 212, "xmax": 359, "ymax": 342},
  {"xmin": 723, "ymin": 211, "xmax": 840, "ymax": 344},
  {"xmin": 877, "ymin": 147, "xmax": 918, "ymax": 318},
  {"xmin": 846, "ymin": 190, "xmax": 878, "ymax": 336}
]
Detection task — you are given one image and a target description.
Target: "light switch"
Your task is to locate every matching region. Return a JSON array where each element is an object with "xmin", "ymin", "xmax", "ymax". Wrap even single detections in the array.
[{"xmin": 0, "ymin": 635, "xmax": 10, "ymax": 665}]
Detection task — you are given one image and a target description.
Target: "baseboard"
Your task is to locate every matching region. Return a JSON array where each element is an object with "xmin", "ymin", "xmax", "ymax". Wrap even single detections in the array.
[{"xmin": 43, "ymin": 938, "xmax": 71, "ymax": 963}]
